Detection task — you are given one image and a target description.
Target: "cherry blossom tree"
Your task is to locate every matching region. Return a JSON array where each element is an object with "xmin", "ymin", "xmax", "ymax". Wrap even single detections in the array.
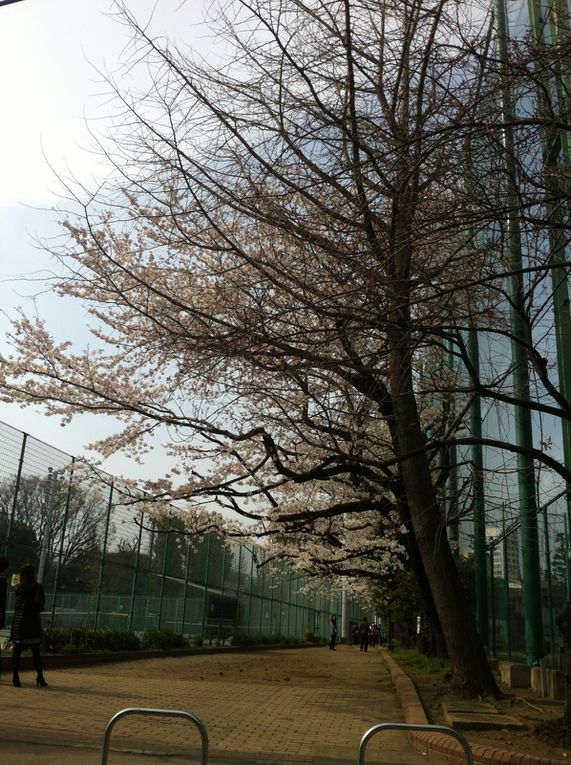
[{"xmin": 3, "ymin": 0, "xmax": 570, "ymax": 693}]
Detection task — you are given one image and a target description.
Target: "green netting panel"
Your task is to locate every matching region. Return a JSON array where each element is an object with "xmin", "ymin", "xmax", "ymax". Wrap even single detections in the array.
[
  {"xmin": 180, "ymin": 583, "xmax": 207, "ymax": 637},
  {"xmin": 223, "ymin": 542, "xmax": 241, "ymax": 593},
  {"xmin": 248, "ymin": 594, "xmax": 263, "ymax": 636},
  {"xmin": 0, "ymin": 417, "xmax": 356, "ymax": 642},
  {"xmin": 238, "ymin": 546, "xmax": 254, "ymax": 597},
  {"xmin": 235, "ymin": 591, "xmax": 251, "ymax": 633},
  {"xmin": 540, "ymin": 508, "xmax": 567, "ymax": 666},
  {"xmin": 0, "ymin": 421, "xmax": 26, "ymax": 481},
  {"xmin": 159, "ymin": 577, "xmax": 186, "ymax": 633}
]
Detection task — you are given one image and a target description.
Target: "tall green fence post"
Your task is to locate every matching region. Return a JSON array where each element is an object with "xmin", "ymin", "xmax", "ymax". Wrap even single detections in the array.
[
  {"xmin": 495, "ymin": 0, "xmax": 543, "ymax": 665},
  {"xmin": 502, "ymin": 507, "xmax": 512, "ymax": 661},
  {"xmin": 128, "ymin": 511, "xmax": 144, "ymax": 632},
  {"xmin": 4, "ymin": 431, "xmax": 27, "ymax": 557},
  {"xmin": 94, "ymin": 480, "xmax": 114, "ymax": 631},
  {"xmin": 201, "ymin": 534, "xmax": 212, "ymax": 641},
  {"xmin": 489, "ymin": 548, "xmax": 497, "ymax": 657},
  {"xmin": 157, "ymin": 518, "xmax": 171, "ymax": 631},
  {"xmin": 51, "ymin": 458, "xmax": 75, "ymax": 626},
  {"xmin": 527, "ymin": 0, "xmax": 571, "ymax": 556},
  {"xmin": 180, "ymin": 534, "xmax": 192, "ymax": 635},
  {"xmin": 543, "ymin": 506, "xmax": 556, "ymax": 666},
  {"xmin": 468, "ymin": 328, "xmax": 488, "ymax": 646},
  {"xmin": 234, "ymin": 544, "xmax": 242, "ymax": 636}
]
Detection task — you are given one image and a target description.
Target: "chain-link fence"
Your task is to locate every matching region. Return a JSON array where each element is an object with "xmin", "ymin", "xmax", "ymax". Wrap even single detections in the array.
[
  {"xmin": 0, "ymin": 420, "xmax": 359, "ymax": 641},
  {"xmin": 485, "ymin": 493, "xmax": 568, "ymax": 666}
]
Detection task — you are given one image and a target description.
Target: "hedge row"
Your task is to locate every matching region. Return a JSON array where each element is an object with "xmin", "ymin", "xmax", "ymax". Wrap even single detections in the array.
[{"xmin": 37, "ymin": 626, "xmax": 305, "ymax": 654}]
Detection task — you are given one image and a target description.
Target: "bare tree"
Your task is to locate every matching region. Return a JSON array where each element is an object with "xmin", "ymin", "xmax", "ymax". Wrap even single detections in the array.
[{"xmin": 0, "ymin": 474, "xmax": 102, "ymax": 573}]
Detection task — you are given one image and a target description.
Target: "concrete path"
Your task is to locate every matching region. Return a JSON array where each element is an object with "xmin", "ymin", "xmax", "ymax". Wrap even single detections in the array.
[{"xmin": 0, "ymin": 644, "xmax": 439, "ymax": 765}]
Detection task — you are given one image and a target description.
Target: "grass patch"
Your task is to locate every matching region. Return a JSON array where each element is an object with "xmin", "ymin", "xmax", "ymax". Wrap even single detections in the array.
[{"xmin": 390, "ymin": 647, "xmax": 450, "ymax": 676}]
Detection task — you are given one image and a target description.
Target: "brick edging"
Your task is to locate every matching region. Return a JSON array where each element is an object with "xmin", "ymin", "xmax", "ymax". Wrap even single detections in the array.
[{"xmin": 381, "ymin": 650, "xmax": 563, "ymax": 765}]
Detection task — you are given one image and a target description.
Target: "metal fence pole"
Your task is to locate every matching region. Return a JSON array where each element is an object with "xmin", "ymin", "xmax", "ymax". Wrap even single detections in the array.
[
  {"xmin": 128, "ymin": 511, "xmax": 144, "ymax": 632},
  {"xmin": 37, "ymin": 468, "xmax": 57, "ymax": 585},
  {"xmin": 234, "ymin": 544, "xmax": 242, "ymax": 634},
  {"xmin": 489, "ymin": 547, "xmax": 496, "ymax": 658},
  {"xmin": 495, "ymin": 0, "xmax": 544, "ymax": 666},
  {"xmin": 4, "ymin": 431, "xmax": 27, "ymax": 557},
  {"xmin": 94, "ymin": 481, "xmax": 114, "ymax": 631},
  {"xmin": 201, "ymin": 534, "xmax": 211, "ymax": 641},
  {"xmin": 180, "ymin": 534, "xmax": 192, "ymax": 634},
  {"xmin": 218, "ymin": 542, "xmax": 227, "ymax": 643},
  {"xmin": 502, "ymin": 507, "xmax": 512, "ymax": 661},
  {"xmin": 543, "ymin": 506, "xmax": 556, "ymax": 666},
  {"xmin": 565, "ymin": 514, "xmax": 571, "ymax": 602},
  {"xmin": 50, "ymin": 459, "xmax": 75, "ymax": 626},
  {"xmin": 157, "ymin": 518, "xmax": 170, "ymax": 631},
  {"xmin": 468, "ymin": 328, "xmax": 488, "ymax": 647},
  {"xmin": 247, "ymin": 546, "xmax": 254, "ymax": 635},
  {"xmin": 258, "ymin": 554, "xmax": 265, "ymax": 637}
]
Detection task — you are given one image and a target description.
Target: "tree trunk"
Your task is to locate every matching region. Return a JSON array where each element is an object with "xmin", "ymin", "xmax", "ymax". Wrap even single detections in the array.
[
  {"xmin": 389, "ymin": 343, "xmax": 500, "ymax": 696},
  {"xmin": 399, "ymin": 515, "xmax": 448, "ymax": 657}
]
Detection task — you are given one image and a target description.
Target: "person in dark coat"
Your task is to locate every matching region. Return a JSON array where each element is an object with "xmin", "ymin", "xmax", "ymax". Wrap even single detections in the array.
[
  {"xmin": 0, "ymin": 557, "xmax": 8, "ymax": 629},
  {"xmin": 10, "ymin": 564, "xmax": 47, "ymax": 688},
  {"xmin": 358, "ymin": 616, "xmax": 369, "ymax": 652},
  {"xmin": 0, "ymin": 557, "xmax": 8, "ymax": 681},
  {"xmin": 329, "ymin": 615, "xmax": 337, "ymax": 650}
]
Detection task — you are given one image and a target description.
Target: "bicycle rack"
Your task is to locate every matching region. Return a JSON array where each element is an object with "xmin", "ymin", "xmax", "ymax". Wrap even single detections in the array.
[
  {"xmin": 100, "ymin": 707, "xmax": 209, "ymax": 765},
  {"xmin": 357, "ymin": 722, "xmax": 473, "ymax": 765}
]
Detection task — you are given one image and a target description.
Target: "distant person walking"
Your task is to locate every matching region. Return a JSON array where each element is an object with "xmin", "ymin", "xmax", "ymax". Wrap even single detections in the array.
[
  {"xmin": 329, "ymin": 615, "xmax": 338, "ymax": 650},
  {"xmin": 0, "ymin": 557, "xmax": 8, "ymax": 680},
  {"xmin": 359, "ymin": 616, "xmax": 369, "ymax": 652},
  {"xmin": 351, "ymin": 622, "xmax": 359, "ymax": 646},
  {"xmin": 370, "ymin": 622, "xmax": 378, "ymax": 646},
  {"xmin": 10, "ymin": 564, "xmax": 48, "ymax": 688}
]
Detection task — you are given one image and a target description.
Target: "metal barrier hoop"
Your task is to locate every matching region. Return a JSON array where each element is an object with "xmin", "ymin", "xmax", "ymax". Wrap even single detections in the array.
[
  {"xmin": 357, "ymin": 722, "xmax": 473, "ymax": 765},
  {"xmin": 100, "ymin": 707, "xmax": 209, "ymax": 765}
]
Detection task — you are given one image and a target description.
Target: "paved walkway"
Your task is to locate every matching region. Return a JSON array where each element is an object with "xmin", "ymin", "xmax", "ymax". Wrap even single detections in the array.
[{"xmin": 0, "ymin": 644, "xmax": 437, "ymax": 765}]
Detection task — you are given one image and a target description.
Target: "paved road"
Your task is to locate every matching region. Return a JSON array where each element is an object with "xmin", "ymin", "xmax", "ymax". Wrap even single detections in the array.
[{"xmin": 0, "ymin": 644, "xmax": 439, "ymax": 765}]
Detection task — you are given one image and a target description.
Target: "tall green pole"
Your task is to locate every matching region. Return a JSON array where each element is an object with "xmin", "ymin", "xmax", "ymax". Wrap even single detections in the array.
[
  {"xmin": 51, "ymin": 458, "xmax": 75, "ymax": 626},
  {"xmin": 495, "ymin": 0, "xmax": 543, "ymax": 664},
  {"xmin": 94, "ymin": 480, "xmax": 113, "ymax": 631},
  {"xmin": 4, "ymin": 432, "xmax": 27, "ymax": 557},
  {"xmin": 447, "ymin": 338, "xmax": 460, "ymax": 555},
  {"xmin": 489, "ymin": 546, "xmax": 497, "ymax": 657},
  {"xmin": 528, "ymin": 0, "xmax": 571, "ymax": 567},
  {"xmin": 128, "ymin": 511, "xmax": 144, "ymax": 632},
  {"xmin": 502, "ymin": 507, "xmax": 513, "ymax": 660},
  {"xmin": 201, "ymin": 534, "xmax": 211, "ymax": 641},
  {"xmin": 468, "ymin": 329, "xmax": 489, "ymax": 646},
  {"xmin": 542, "ymin": 506, "xmax": 556, "ymax": 666}
]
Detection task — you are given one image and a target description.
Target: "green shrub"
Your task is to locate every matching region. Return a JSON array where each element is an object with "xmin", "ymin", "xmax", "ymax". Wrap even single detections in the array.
[
  {"xmin": 41, "ymin": 626, "xmax": 141, "ymax": 654},
  {"xmin": 232, "ymin": 632, "xmax": 300, "ymax": 647},
  {"xmin": 191, "ymin": 635, "xmax": 204, "ymax": 648},
  {"xmin": 140, "ymin": 629, "xmax": 188, "ymax": 650},
  {"xmin": 42, "ymin": 626, "xmax": 89, "ymax": 654},
  {"xmin": 89, "ymin": 630, "xmax": 141, "ymax": 652},
  {"xmin": 230, "ymin": 632, "xmax": 260, "ymax": 647}
]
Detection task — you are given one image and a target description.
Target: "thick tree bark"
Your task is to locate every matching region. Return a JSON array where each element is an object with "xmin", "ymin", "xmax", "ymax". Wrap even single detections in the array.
[
  {"xmin": 389, "ymin": 341, "xmax": 500, "ymax": 696},
  {"xmin": 398, "ymin": 509, "xmax": 448, "ymax": 657}
]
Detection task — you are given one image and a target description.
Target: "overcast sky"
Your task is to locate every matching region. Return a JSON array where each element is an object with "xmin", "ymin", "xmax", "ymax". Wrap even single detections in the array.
[{"xmin": 0, "ymin": 0, "xmax": 211, "ymax": 476}]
